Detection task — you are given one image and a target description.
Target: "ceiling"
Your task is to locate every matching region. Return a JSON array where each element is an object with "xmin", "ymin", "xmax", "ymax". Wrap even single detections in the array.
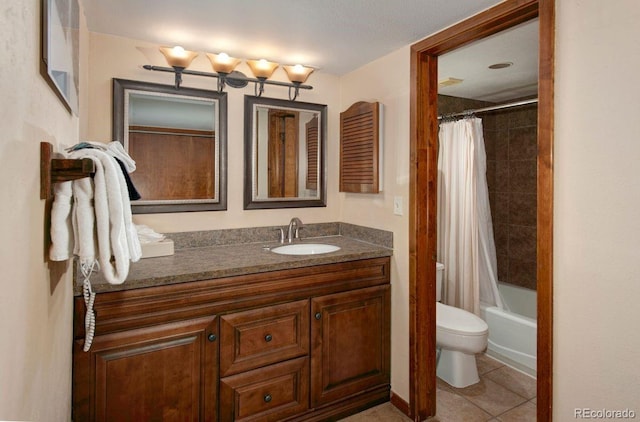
[
  {"xmin": 82, "ymin": 0, "xmax": 502, "ymax": 75},
  {"xmin": 81, "ymin": 0, "xmax": 537, "ymax": 101},
  {"xmin": 438, "ymin": 19, "xmax": 539, "ymax": 103}
]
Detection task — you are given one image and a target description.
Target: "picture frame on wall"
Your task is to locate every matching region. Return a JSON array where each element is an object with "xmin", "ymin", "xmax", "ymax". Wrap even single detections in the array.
[{"xmin": 41, "ymin": 0, "xmax": 79, "ymax": 115}]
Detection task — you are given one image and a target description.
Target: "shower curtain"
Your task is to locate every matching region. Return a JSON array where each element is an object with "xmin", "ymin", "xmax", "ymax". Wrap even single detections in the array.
[{"xmin": 437, "ymin": 117, "xmax": 503, "ymax": 315}]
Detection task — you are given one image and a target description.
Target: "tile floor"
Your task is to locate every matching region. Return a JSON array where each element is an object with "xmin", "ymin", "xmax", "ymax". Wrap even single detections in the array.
[{"xmin": 339, "ymin": 354, "xmax": 537, "ymax": 422}]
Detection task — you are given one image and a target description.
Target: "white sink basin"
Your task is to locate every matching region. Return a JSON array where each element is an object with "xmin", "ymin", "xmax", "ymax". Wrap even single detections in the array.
[{"xmin": 271, "ymin": 243, "xmax": 341, "ymax": 256}]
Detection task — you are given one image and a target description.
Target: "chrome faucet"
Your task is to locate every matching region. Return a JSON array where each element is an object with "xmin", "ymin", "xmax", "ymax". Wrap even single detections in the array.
[{"xmin": 286, "ymin": 217, "xmax": 304, "ymax": 243}]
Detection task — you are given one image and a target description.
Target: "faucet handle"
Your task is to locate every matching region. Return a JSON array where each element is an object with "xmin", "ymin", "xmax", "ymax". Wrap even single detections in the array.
[
  {"xmin": 294, "ymin": 225, "xmax": 303, "ymax": 240},
  {"xmin": 275, "ymin": 227, "xmax": 285, "ymax": 244}
]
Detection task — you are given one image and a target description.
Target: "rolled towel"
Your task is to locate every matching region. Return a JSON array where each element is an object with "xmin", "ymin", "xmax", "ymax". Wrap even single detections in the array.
[{"xmin": 135, "ymin": 224, "xmax": 166, "ymax": 244}]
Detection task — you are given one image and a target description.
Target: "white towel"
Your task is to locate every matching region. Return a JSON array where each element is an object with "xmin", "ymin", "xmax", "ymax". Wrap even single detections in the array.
[
  {"xmin": 49, "ymin": 181, "xmax": 74, "ymax": 261},
  {"xmin": 71, "ymin": 176, "xmax": 96, "ymax": 263},
  {"xmin": 49, "ymin": 148, "xmax": 141, "ymax": 284},
  {"xmin": 107, "ymin": 141, "xmax": 136, "ymax": 173}
]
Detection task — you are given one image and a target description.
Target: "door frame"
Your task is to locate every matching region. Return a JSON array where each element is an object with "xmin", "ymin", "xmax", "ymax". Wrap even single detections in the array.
[{"xmin": 408, "ymin": 0, "xmax": 554, "ymax": 420}]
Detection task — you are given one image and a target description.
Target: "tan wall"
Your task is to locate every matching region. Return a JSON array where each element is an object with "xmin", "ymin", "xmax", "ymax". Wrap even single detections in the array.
[
  {"xmin": 339, "ymin": 46, "xmax": 412, "ymax": 401},
  {"xmin": 83, "ymin": 33, "xmax": 342, "ymax": 232},
  {"xmin": 0, "ymin": 0, "xmax": 87, "ymax": 419},
  {"xmin": 554, "ymin": 0, "xmax": 640, "ymax": 417}
]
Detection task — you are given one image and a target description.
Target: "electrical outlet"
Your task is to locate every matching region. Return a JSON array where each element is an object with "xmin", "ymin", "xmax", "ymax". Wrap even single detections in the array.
[{"xmin": 393, "ymin": 196, "xmax": 403, "ymax": 216}]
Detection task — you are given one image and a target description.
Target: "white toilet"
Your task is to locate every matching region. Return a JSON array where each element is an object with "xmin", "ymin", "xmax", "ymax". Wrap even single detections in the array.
[{"xmin": 436, "ymin": 262, "xmax": 489, "ymax": 388}]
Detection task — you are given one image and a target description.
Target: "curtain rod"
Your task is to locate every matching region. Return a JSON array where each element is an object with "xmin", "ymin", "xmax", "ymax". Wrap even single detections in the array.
[{"xmin": 438, "ymin": 98, "xmax": 538, "ymax": 120}]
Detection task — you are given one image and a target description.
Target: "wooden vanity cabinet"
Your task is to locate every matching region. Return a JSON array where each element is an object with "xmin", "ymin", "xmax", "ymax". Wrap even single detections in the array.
[{"xmin": 72, "ymin": 257, "xmax": 390, "ymax": 421}]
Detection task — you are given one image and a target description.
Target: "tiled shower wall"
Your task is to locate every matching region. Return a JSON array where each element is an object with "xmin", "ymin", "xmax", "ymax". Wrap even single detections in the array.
[{"xmin": 438, "ymin": 95, "xmax": 538, "ymax": 291}]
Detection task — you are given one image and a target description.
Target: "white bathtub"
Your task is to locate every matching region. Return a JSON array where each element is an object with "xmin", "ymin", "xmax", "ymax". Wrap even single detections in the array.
[{"xmin": 480, "ymin": 283, "xmax": 537, "ymax": 377}]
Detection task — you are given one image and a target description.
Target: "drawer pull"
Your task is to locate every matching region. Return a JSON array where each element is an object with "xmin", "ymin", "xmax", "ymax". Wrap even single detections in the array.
[
  {"xmin": 315, "ymin": 312, "xmax": 322, "ymax": 320},
  {"xmin": 263, "ymin": 394, "xmax": 272, "ymax": 403},
  {"xmin": 207, "ymin": 333, "xmax": 217, "ymax": 342},
  {"xmin": 264, "ymin": 334, "xmax": 273, "ymax": 342}
]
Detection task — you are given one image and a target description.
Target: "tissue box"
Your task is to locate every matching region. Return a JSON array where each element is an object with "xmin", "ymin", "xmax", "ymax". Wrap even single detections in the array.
[{"xmin": 140, "ymin": 239, "xmax": 174, "ymax": 259}]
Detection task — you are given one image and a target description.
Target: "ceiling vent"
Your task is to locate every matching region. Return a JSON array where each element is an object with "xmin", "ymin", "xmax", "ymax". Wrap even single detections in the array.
[{"xmin": 438, "ymin": 77, "xmax": 464, "ymax": 87}]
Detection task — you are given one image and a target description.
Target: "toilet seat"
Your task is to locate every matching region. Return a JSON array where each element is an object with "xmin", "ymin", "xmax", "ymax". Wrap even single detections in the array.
[{"xmin": 436, "ymin": 302, "xmax": 488, "ymax": 336}]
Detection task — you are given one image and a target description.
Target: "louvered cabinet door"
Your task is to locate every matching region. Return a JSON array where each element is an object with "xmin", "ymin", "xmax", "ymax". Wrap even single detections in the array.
[
  {"xmin": 306, "ymin": 116, "xmax": 319, "ymax": 190},
  {"xmin": 340, "ymin": 101, "xmax": 381, "ymax": 193}
]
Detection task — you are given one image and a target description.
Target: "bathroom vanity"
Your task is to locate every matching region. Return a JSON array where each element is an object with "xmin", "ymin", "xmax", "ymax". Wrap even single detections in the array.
[{"xmin": 71, "ymin": 225, "xmax": 392, "ymax": 421}]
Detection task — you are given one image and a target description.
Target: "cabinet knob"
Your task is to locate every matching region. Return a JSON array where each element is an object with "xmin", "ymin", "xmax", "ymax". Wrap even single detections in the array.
[
  {"xmin": 315, "ymin": 312, "xmax": 322, "ymax": 320},
  {"xmin": 263, "ymin": 394, "xmax": 272, "ymax": 403},
  {"xmin": 207, "ymin": 333, "xmax": 217, "ymax": 342},
  {"xmin": 264, "ymin": 334, "xmax": 273, "ymax": 342}
]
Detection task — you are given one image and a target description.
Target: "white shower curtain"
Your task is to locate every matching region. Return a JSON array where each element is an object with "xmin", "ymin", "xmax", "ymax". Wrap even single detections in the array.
[{"xmin": 437, "ymin": 117, "xmax": 503, "ymax": 315}]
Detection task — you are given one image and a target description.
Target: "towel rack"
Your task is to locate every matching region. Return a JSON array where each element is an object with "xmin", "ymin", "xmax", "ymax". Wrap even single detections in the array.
[{"xmin": 40, "ymin": 142, "xmax": 95, "ymax": 200}]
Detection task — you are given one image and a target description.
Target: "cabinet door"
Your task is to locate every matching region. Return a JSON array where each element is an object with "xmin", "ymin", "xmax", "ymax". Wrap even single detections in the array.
[
  {"xmin": 310, "ymin": 285, "xmax": 390, "ymax": 407},
  {"xmin": 73, "ymin": 316, "xmax": 218, "ymax": 422}
]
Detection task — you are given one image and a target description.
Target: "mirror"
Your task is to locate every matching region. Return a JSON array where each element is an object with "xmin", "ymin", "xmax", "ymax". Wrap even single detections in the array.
[
  {"xmin": 113, "ymin": 79, "xmax": 227, "ymax": 213},
  {"xmin": 244, "ymin": 96, "xmax": 326, "ymax": 209}
]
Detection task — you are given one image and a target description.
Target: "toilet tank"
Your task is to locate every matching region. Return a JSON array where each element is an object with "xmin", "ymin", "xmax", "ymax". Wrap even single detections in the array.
[{"xmin": 436, "ymin": 262, "xmax": 444, "ymax": 302}]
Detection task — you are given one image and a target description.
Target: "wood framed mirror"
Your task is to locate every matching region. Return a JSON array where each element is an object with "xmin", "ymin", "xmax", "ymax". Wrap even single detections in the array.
[
  {"xmin": 244, "ymin": 95, "xmax": 327, "ymax": 209},
  {"xmin": 113, "ymin": 78, "xmax": 227, "ymax": 213}
]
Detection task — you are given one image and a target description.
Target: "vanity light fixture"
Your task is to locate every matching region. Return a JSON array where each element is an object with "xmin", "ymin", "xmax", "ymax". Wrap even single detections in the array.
[
  {"xmin": 159, "ymin": 46, "xmax": 199, "ymax": 89},
  {"xmin": 144, "ymin": 46, "xmax": 314, "ymax": 100}
]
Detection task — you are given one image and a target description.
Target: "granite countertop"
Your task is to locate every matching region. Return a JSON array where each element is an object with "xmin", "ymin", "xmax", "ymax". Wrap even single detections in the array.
[{"xmin": 75, "ymin": 224, "xmax": 393, "ymax": 295}]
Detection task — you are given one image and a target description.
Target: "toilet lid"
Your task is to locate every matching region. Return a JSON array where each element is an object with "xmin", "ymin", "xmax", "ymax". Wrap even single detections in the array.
[{"xmin": 436, "ymin": 302, "xmax": 488, "ymax": 335}]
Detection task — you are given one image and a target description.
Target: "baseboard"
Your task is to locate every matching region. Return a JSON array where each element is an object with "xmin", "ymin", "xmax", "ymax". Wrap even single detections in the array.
[{"xmin": 390, "ymin": 390, "xmax": 410, "ymax": 418}]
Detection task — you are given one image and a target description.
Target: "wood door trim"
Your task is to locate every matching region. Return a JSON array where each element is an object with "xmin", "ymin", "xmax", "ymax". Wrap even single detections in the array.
[
  {"xmin": 536, "ymin": 1, "xmax": 555, "ymax": 420},
  {"xmin": 408, "ymin": 0, "xmax": 554, "ymax": 420}
]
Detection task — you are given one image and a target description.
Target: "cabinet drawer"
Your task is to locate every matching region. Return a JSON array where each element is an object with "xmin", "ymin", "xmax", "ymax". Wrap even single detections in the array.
[
  {"xmin": 219, "ymin": 357, "xmax": 309, "ymax": 422},
  {"xmin": 220, "ymin": 300, "xmax": 309, "ymax": 376}
]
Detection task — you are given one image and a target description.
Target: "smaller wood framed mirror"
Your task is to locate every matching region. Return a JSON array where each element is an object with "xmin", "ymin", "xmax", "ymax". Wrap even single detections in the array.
[
  {"xmin": 244, "ymin": 96, "xmax": 327, "ymax": 209},
  {"xmin": 113, "ymin": 78, "xmax": 227, "ymax": 213}
]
